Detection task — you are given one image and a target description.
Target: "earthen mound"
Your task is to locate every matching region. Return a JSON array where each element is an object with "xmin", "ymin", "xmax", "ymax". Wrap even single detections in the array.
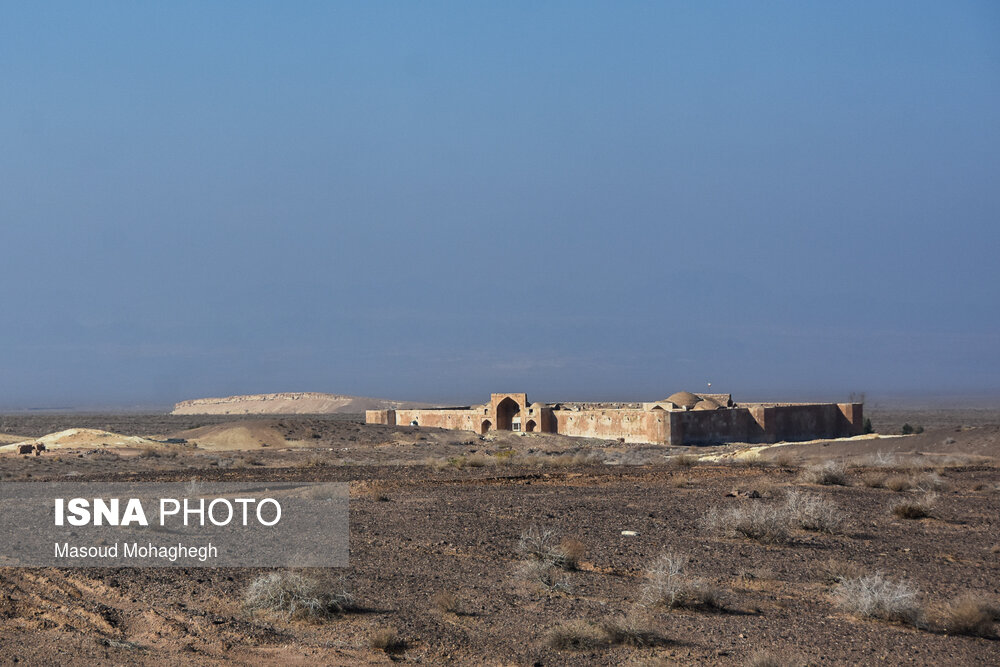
[{"xmin": 0, "ymin": 428, "xmax": 161, "ymax": 453}]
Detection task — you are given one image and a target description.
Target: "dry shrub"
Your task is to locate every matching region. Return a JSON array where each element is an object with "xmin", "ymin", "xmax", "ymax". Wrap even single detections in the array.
[
  {"xmin": 640, "ymin": 551, "xmax": 722, "ymax": 609},
  {"xmin": 861, "ymin": 473, "xmax": 886, "ymax": 488},
  {"xmin": 298, "ymin": 454, "xmax": 329, "ymax": 468},
  {"xmin": 598, "ymin": 614, "xmax": 669, "ymax": 647},
  {"xmin": 702, "ymin": 504, "xmax": 789, "ymax": 544},
  {"xmin": 771, "ymin": 451, "xmax": 796, "ymax": 468},
  {"xmin": 884, "ymin": 475, "xmax": 913, "ymax": 492},
  {"xmin": 244, "ymin": 571, "xmax": 355, "ymax": 621},
  {"xmin": 939, "ymin": 594, "xmax": 997, "ymax": 637},
  {"xmin": 671, "ymin": 453, "xmax": 699, "ymax": 467},
  {"xmin": 832, "ymin": 573, "xmax": 923, "ymax": 626},
  {"xmin": 517, "ymin": 559, "xmax": 571, "ymax": 592},
  {"xmin": 517, "ymin": 527, "xmax": 584, "ymax": 570},
  {"xmin": 800, "ymin": 461, "xmax": 848, "ymax": 486},
  {"xmin": 669, "ymin": 474, "xmax": 692, "ymax": 488},
  {"xmin": 916, "ymin": 472, "xmax": 947, "ymax": 491},
  {"xmin": 783, "ymin": 490, "xmax": 844, "ymax": 534},
  {"xmin": 817, "ymin": 558, "xmax": 867, "ymax": 584},
  {"xmin": 369, "ymin": 626, "xmax": 406, "ymax": 653},
  {"xmin": 892, "ymin": 493, "xmax": 935, "ymax": 520},
  {"xmin": 367, "ymin": 482, "xmax": 390, "ymax": 502},
  {"xmin": 464, "ymin": 453, "xmax": 494, "ymax": 468},
  {"xmin": 544, "ymin": 620, "xmax": 608, "ymax": 650},
  {"xmin": 432, "ymin": 590, "xmax": 459, "ymax": 614},
  {"xmin": 544, "ymin": 617, "xmax": 667, "ymax": 650}
]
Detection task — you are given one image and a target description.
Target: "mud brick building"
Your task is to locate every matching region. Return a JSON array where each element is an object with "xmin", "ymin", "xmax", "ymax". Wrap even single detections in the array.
[{"xmin": 366, "ymin": 391, "xmax": 864, "ymax": 446}]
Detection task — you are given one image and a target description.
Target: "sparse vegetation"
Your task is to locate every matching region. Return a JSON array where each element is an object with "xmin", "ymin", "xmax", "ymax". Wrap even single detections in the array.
[
  {"xmin": 702, "ymin": 503, "xmax": 789, "ymax": 543},
  {"xmin": 598, "ymin": 614, "xmax": 669, "ymax": 647},
  {"xmin": 543, "ymin": 620, "xmax": 609, "ymax": 650},
  {"xmin": 833, "ymin": 573, "xmax": 923, "ymax": 626},
  {"xmin": 544, "ymin": 617, "xmax": 668, "ymax": 650},
  {"xmin": 369, "ymin": 626, "xmax": 406, "ymax": 653},
  {"xmin": 516, "ymin": 558, "xmax": 572, "ymax": 592},
  {"xmin": 892, "ymin": 493, "xmax": 936, "ymax": 519},
  {"xmin": 817, "ymin": 558, "xmax": 867, "ymax": 584},
  {"xmin": 640, "ymin": 551, "xmax": 722, "ymax": 609},
  {"xmin": 938, "ymin": 594, "xmax": 999, "ymax": 637},
  {"xmin": 244, "ymin": 571, "xmax": 356, "ymax": 621},
  {"xmin": 367, "ymin": 481, "xmax": 390, "ymax": 501},
  {"xmin": 517, "ymin": 526, "xmax": 585, "ymax": 570},
  {"xmin": 800, "ymin": 461, "xmax": 849, "ymax": 486},
  {"xmin": 432, "ymin": 590, "xmax": 459, "ymax": 614},
  {"xmin": 885, "ymin": 475, "xmax": 914, "ymax": 492},
  {"xmin": 671, "ymin": 453, "xmax": 699, "ymax": 467},
  {"xmin": 783, "ymin": 490, "xmax": 845, "ymax": 534},
  {"xmin": 861, "ymin": 472, "xmax": 886, "ymax": 488}
]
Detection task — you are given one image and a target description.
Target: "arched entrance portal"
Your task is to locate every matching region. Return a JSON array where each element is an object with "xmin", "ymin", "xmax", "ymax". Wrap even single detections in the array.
[
  {"xmin": 525, "ymin": 419, "xmax": 537, "ymax": 433},
  {"xmin": 480, "ymin": 420, "xmax": 491, "ymax": 434},
  {"xmin": 495, "ymin": 397, "xmax": 521, "ymax": 431}
]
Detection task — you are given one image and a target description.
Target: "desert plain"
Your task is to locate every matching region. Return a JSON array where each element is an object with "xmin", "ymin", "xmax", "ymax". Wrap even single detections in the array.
[{"xmin": 0, "ymin": 405, "xmax": 997, "ymax": 665}]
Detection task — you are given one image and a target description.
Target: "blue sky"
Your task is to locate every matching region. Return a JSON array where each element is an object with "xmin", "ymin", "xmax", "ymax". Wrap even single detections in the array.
[{"xmin": 1, "ymin": 2, "xmax": 998, "ymax": 408}]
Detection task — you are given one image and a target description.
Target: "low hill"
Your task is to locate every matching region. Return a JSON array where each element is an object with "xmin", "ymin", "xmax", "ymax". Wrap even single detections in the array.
[{"xmin": 171, "ymin": 392, "xmax": 435, "ymax": 415}]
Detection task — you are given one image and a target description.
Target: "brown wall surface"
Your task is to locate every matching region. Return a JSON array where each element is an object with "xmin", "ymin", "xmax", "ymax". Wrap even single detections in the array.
[
  {"xmin": 676, "ymin": 409, "xmax": 757, "ymax": 445},
  {"xmin": 554, "ymin": 409, "xmax": 667, "ymax": 444}
]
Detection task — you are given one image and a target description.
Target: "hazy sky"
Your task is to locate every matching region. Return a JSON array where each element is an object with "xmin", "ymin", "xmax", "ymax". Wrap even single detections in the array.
[{"xmin": 2, "ymin": 2, "xmax": 998, "ymax": 408}]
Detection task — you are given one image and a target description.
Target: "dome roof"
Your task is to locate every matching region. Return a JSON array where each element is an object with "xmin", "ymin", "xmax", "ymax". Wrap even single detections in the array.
[
  {"xmin": 693, "ymin": 399, "xmax": 720, "ymax": 411},
  {"xmin": 666, "ymin": 391, "xmax": 701, "ymax": 409},
  {"xmin": 530, "ymin": 402, "xmax": 545, "ymax": 410}
]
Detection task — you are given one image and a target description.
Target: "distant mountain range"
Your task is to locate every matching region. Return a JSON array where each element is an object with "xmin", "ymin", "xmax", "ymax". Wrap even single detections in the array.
[{"xmin": 171, "ymin": 392, "xmax": 436, "ymax": 415}]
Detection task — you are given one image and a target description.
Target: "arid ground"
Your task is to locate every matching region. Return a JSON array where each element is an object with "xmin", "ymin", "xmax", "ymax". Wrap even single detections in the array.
[{"xmin": 0, "ymin": 408, "xmax": 998, "ymax": 665}]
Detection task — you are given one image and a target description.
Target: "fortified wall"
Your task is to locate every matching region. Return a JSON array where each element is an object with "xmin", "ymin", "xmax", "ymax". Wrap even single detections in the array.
[{"xmin": 366, "ymin": 391, "xmax": 863, "ymax": 446}]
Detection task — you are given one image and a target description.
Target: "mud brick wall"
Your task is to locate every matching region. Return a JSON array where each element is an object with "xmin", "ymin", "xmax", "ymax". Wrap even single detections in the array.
[{"xmin": 554, "ymin": 409, "xmax": 667, "ymax": 444}]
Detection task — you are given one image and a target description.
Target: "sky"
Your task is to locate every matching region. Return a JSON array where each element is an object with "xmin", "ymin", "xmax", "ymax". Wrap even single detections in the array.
[{"xmin": 1, "ymin": 2, "xmax": 999, "ymax": 409}]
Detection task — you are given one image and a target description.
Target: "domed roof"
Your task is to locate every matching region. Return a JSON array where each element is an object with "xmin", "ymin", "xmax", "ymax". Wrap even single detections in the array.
[
  {"xmin": 530, "ymin": 402, "xmax": 545, "ymax": 410},
  {"xmin": 666, "ymin": 391, "xmax": 701, "ymax": 409},
  {"xmin": 693, "ymin": 399, "xmax": 720, "ymax": 411}
]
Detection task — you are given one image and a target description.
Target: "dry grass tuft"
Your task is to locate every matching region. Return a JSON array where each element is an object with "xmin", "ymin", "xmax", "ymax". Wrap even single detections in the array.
[
  {"xmin": 244, "ymin": 571, "xmax": 355, "ymax": 621},
  {"xmin": 817, "ymin": 558, "xmax": 867, "ymax": 584},
  {"xmin": 544, "ymin": 617, "xmax": 668, "ymax": 650},
  {"xmin": 369, "ymin": 626, "xmax": 406, "ymax": 653},
  {"xmin": 517, "ymin": 526, "xmax": 585, "ymax": 570},
  {"xmin": 832, "ymin": 573, "xmax": 923, "ymax": 626},
  {"xmin": 892, "ymin": 493, "xmax": 935, "ymax": 520},
  {"xmin": 671, "ymin": 453, "xmax": 699, "ymax": 467},
  {"xmin": 884, "ymin": 475, "xmax": 913, "ymax": 492},
  {"xmin": 544, "ymin": 620, "xmax": 609, "ymax": 650},
  {"xmin": 640, "ymin": 551, "xmax": 723, "ymax": 609},
  {"xmin": 366, "ymin": 481, "xmax": 390, "ymax": 502},
  {"xmin": 517, "ymin": 559, "xmax": 572, "ymax": 592},
  {"xmin": 800, "ymin": 461, "xmax": 849, "ymax": 486},
  {"xmin": 939, "ymin": 594, "xmax": 997, "ymax": 637},
  {"xmin": 861, "ymin": 473, "xmax": 886, "ymax": 488},
  {"xmin": 432, "ymin": 590, "xmax": 459, "ymax": 614},
  {"xmin": 702, "ymin": 504, "xmax": 790, "ymax": 543},
  {"xmin": 783, "ymin": 490, "xmax": 845, "ymax": 534},
  {"xmin": 669, "ymin": 474, "xmax": 692, "ymax": 488},
  {"xmin": 598, "ymin": 614, "xmax": 669, "ymax": 647}
]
